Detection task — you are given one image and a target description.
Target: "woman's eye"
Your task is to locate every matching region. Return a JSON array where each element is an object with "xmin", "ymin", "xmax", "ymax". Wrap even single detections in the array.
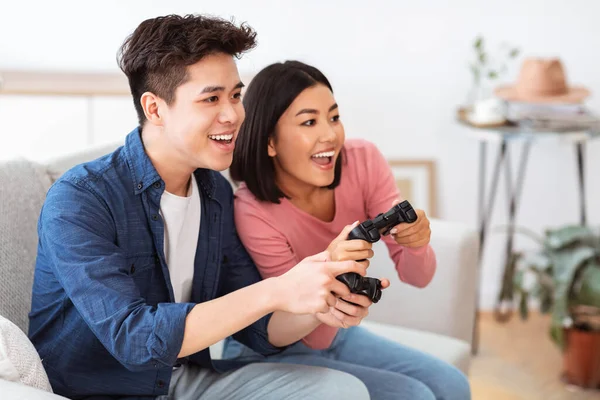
[
  {"xmin": 301, "ymin": 119, "xmax": 316, "ymax": 127},
  {"xmin": 204, "ymin": 96, "xmax": 218, "ymax": 103},
  {"xmin": 331, "ymin": 115, "xmax": 340, "ymax": 122}
]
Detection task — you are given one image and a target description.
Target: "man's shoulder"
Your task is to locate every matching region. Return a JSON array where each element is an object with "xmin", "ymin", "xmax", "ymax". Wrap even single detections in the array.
[{"xmin": 49, "ymin": 146, "xmax": 129, "ymax": 201}]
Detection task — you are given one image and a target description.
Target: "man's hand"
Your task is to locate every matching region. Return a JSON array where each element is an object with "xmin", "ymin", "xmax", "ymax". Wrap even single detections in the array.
[
  {"xmin": 316, "ymin": 279, "xmax": 390, "ymax": 328},
  {"xmin": 273, "ymin": 252, "xmax": 367, "ymax": 315},
  {"xmin": 389, "ymin": 199, "xmax": 431, "ymax": 248}
]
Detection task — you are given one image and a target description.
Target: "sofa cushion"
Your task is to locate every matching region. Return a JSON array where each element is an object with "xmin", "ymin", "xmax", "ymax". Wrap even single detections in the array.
[
  {"xmin": 361, "ymin": 320, "xmax": 471, "ymax": 374},
  {"xmin": 0, "ymin": 160, "xmax": 53, "ymax": 333},
  {"xmin": 0, "ymin": 314, "xmax": 52, "ymax": 392},
  {"xmin": 1, "ymin": 378, "xmax": 67, "ymax": 399}
]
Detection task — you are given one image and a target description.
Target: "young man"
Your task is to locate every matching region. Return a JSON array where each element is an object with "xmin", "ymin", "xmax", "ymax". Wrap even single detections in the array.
[{"xmin": 28, "ymin": 14, "xmax": 374, "ymax": 400}]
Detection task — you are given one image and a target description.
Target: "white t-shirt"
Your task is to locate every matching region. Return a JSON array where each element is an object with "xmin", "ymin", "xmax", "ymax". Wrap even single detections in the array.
[{"xmin": 159, "ymin": 174, "xmax": 200, "ymax": 303}]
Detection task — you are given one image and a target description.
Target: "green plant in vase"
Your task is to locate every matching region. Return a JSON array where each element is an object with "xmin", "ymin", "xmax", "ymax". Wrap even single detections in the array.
[
  {"xmin": 468, "ymin": 35, "xmax": 520, "ymax": 106},
  {"xmin": 502, "ymin": 224, "xmax": 600, "ymax": 389}
]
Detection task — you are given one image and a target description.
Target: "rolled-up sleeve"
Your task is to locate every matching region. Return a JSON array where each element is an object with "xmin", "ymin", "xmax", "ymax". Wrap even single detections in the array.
[
  {"xmin": 40, "ymin": 179, "xmax": 194, "ymax": 371},
  {"xmin": 217, "ymin": 188, "xmax": 284, "ymax": 356}
]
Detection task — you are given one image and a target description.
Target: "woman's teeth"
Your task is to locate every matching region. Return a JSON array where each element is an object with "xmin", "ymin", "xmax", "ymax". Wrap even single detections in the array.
[{"xmin": 311, "ymin": 151, "xmax": 335, "ymax": 158}]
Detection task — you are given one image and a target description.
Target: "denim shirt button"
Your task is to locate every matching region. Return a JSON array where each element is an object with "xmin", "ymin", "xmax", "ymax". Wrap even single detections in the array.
[
  {"xmin": 153, "ymin": 182, "xmax": 161, "ymax": 189},
  {"xmin": 152, "ymin": 214, "xmax": 158, "ymax": 221},
  {"xmin": 137, "ymin": 182, "xmax": 143, "ymax": 190}
]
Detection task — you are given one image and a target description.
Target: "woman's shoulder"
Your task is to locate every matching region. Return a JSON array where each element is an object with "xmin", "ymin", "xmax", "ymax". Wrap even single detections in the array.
[
  {"xmin": 341, "ymin": 138, "xmax": 387, "ymax": 180},
  {"xmin": 343, "ymin": 138, "xmax": 382, "ymax": 162},
  {"xmin": 233, "ymin": 183, "xmax": 285, "ymax": 218}
]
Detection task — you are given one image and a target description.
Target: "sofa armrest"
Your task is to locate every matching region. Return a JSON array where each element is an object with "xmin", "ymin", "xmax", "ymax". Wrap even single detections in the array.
[
  {"xmin": 0, "ymin": 379, "xmax": 68, "ymax": 399},
  {"xmin": 364, "ymin": 218, "xmax": 479, "ymax": 344}
]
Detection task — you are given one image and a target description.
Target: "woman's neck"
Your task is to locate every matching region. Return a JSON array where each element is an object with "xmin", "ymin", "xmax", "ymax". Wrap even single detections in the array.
[{"xmin": 275, "ymin": 170, "xmax": 335, "ymax": 222}]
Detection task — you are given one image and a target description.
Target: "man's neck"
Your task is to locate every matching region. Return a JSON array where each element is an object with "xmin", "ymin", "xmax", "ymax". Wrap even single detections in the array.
[{"xmin": 141, "ymin": 126, "xmax": 194, "ymax": 197}]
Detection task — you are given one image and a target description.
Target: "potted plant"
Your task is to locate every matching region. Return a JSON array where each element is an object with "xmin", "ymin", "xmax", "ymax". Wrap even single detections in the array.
[{"xmin": 499, "ymin": 224, "xmax": 600, "ymax": 389}]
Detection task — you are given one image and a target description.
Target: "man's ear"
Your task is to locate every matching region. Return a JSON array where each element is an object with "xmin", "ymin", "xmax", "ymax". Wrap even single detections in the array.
[
  {"xmin": 267, "ymin": 136, "xmax": 277, "ymax": 157},
  {"xmin": 140, "ymin": 92, "xmax": 163, "ymax": 126}
]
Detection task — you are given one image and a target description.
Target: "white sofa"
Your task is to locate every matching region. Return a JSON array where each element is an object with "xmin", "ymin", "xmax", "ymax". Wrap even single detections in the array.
[{"xmin": 0, "ymin": 143, "xmax": 479, "ymax": 398}]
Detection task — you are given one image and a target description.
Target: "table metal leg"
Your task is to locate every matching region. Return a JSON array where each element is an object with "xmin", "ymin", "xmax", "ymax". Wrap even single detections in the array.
[
  {"xmin": 473, "ymin": 139, "xmax": 507, "ymax": 354},
  {"xmin": 494, "ymin": 141, "xmax": 531, "ymax": 322},
  {"xmin": 576, "ymin": 142, "xmax": 587, "ymax": 225}
]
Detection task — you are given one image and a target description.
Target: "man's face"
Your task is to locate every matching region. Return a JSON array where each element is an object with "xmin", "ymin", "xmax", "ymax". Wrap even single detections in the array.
[{"xmin": 157, "ymin": 52, "xmax": 245, "ymax": 172}]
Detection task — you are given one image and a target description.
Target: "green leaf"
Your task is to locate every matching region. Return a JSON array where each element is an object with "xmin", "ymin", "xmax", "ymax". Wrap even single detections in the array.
[
  {"xmin": 574, "ymin": 263, "xmax": 600, "ymax": 308},
  {"xmin": 510, "ymin": 48, "xmax": 520, "ymax": 58},
  {"xmin": 479, "ymin": 52, "xmax": 487, "ymax": 64},
  {"xmin": 550, "ymin": 322, "xmax": 565, "ymax": 350},
  {"xmin": 488, "ymin": 70, "xmax": 498, "ymax": 79},
  {"xmin": 540, "ymin": 288, "xmax": 553, "ymax": 313},
  {"xmin": 519, "ymin": 292, "xmax": 529, "ymax": 319},
  {"xmin": 470, "ymin": 64, "xmax": 481, "ymax": 84},
  {"xmin": 546, "ymin": 225, "xmax": 596, "ymax": 250},
  {"xmin": 474, "ymin": 36, "xmax": 483, "ymax": 50}
]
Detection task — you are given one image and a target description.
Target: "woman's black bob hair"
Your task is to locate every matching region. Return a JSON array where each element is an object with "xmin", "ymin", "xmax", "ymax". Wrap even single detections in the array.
[{"xmin": 229, "ymin": 60, "xmax": 343, "ymax": 203}]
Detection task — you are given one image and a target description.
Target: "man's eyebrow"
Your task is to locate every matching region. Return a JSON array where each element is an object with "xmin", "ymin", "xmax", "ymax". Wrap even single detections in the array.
[{"xmin": 199, "ymin": 81, "xmax": 245, "ymax": 94}]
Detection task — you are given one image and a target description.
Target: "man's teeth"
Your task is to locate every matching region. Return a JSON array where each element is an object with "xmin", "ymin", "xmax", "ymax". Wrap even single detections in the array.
[
  {"xmin": 209, "ymin": 134, "xmax": 233, "ymax": 141},
  {"xmin": 311, "ymin": 151, "xmax": 335, "ymax": 158}
]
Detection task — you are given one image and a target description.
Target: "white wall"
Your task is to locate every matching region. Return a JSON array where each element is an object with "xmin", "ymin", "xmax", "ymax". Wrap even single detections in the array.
[{"xmin": 1, "ymin": 0, "xmax": 599, "ymax": 309}]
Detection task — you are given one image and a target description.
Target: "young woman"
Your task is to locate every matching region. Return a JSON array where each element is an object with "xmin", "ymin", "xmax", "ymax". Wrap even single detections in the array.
[{"xmin": 223, "ymin": 60, "xmax": 471, "ymax": 400}]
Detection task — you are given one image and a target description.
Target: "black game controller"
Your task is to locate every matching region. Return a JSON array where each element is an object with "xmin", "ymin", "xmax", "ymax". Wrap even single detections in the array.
[{"xmin": 336, "ymin": 200, "xmax": 418, "ymax": 303}]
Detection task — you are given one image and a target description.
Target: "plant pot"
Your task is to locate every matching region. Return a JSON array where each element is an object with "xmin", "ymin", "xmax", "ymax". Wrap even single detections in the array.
[{"xmin": 562, "ymin": 327, "xmax": 600, "ymax": 389}]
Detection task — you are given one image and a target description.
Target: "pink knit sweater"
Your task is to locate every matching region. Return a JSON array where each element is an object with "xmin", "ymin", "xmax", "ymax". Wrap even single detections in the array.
[{"xmin": 233, "ymin": 138, "xmax": 437, "ymax": 349}]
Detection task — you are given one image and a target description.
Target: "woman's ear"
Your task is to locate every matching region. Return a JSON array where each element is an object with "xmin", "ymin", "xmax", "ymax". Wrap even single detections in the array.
[{"xmin": 267, "ymin": 136, "xmax": 277, "ymax": 157}]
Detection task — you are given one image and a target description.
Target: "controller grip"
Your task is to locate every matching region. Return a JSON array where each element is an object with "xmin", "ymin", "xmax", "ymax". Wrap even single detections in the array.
[{"xmin": 336, "ymin": 273, "xmax": 382, "ymax": 303}]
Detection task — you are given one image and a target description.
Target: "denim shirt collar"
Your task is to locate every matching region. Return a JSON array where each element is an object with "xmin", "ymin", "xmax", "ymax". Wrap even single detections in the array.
[{"xmin": 123, "ymin": 127, "xmax": 216, "ymax": 198}]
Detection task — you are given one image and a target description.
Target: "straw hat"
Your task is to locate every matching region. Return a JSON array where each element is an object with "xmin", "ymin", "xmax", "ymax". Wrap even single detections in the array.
[{"xmin": 495, "ymin": 58, "xmax": 590, "ymax": 104}]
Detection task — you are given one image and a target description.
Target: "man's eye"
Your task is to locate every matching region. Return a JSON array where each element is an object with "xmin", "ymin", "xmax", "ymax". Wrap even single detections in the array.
[
  {"xmin": 204, "ymin": 96, "xmax": 218, "ymax": 103},
  {"xmin": 233, "ymin": 92, "xmax": 242, "ymax": 99}
]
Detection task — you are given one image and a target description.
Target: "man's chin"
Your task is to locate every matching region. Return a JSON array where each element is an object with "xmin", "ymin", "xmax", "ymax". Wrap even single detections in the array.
[{"xmin": 204, "ymin": 154, "xmax": 234, "ymax": 172}]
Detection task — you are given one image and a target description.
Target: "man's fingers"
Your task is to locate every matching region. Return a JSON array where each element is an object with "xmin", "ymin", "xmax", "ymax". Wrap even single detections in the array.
[
  {"xmin": 330, "ymin": 280, "xmax": 351, "ymax": 298},
  {"xmin": 380, "ymin": 278, "xmax": 391, "ymax": 289},
  {"xmin": 334, "ymin": 298, "xmax": 366, "ymax": 317},
  {"xmin": 325, "ymin": 293, "xmax": 337, "ymax": 309},
  {"xmin": 330, "ymin": 307, "xmax": 360, "ymax": 327},
  {"xmin": 340, "ymin": 293, "xmax": 372, "ymax": 308}
]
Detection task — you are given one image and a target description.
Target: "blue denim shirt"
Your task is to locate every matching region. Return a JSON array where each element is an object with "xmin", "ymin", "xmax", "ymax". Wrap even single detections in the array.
[{"xmin": 29, "ymin": 128, "xmax": 281, "ymax": 399}]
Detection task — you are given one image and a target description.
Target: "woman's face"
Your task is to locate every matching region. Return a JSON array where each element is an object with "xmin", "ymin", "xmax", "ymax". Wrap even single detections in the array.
[{"xmin": 269, "ymin": 83, "xmax": 345, "ymax": 191}]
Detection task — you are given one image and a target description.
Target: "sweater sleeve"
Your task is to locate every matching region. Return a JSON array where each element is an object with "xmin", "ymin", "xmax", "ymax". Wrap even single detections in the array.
[
  {"xmin": 232, "ymin": 192, "xmax": 339, "ymax": 349},
  {"xmin": 232, "ymin": 196, "xmax": 301, "ymax": 280},
  {"xmin": 361, "ymin": 140, "xmax": 437, "ymax": 288}
]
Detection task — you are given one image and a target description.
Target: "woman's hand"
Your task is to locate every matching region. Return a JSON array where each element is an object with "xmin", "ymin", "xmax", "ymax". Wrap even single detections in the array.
[
  {"xmin": 389, "ymin": 200, "xmax": 431, "ymax": 248},
  {"xmin": 327, "ymin": 221, "xmax": 374, "ymax": 266}
]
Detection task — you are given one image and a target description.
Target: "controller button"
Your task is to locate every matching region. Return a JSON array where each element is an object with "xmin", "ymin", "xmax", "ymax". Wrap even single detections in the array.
[
  {"xmin": 368, "ymin": 229, "xmax": 379, "ymax": 241},
  {"xmin": 407, "ymin": 210, "xmax": 417, "ymax": 221}
]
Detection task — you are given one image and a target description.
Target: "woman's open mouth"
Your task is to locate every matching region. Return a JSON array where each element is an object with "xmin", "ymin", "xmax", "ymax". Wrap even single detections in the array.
[{"xmin": 311, "ymin": 150, "xmax": 335, "ymax": 169}]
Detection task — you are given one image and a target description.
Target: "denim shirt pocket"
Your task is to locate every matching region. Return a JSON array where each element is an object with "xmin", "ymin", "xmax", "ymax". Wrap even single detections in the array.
[{"xmin": 126, "ymin": 254, "xmax": 163, "ymax": 305}]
